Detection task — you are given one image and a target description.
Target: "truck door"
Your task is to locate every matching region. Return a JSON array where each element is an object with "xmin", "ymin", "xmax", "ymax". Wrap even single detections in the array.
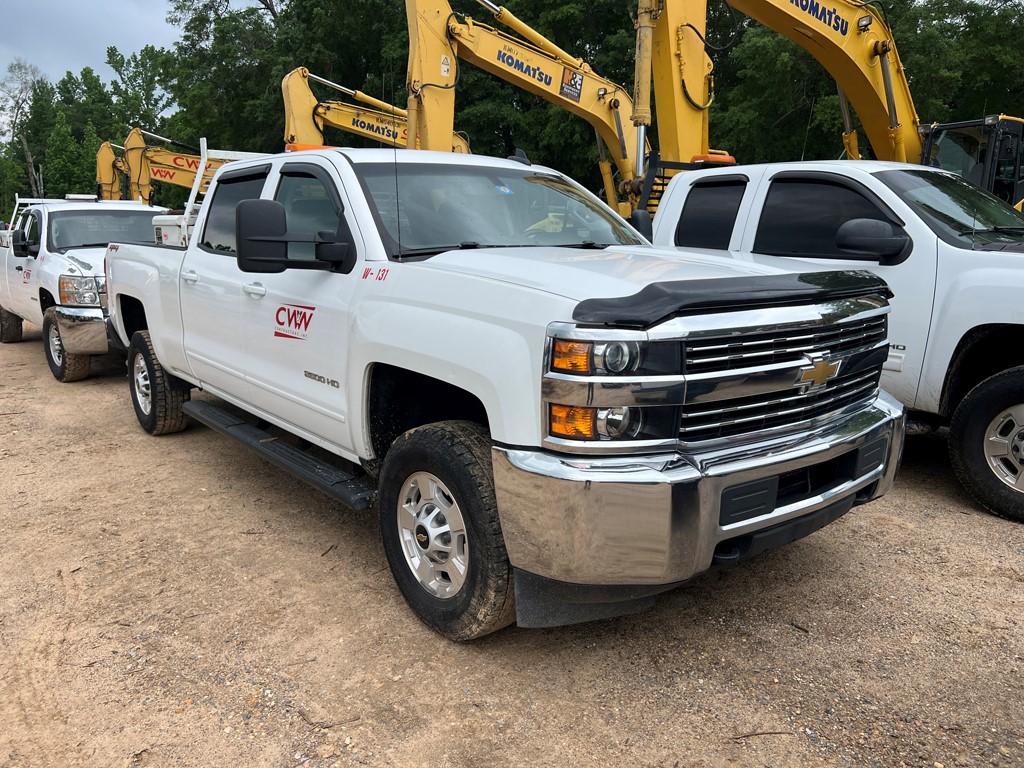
[
  {"xmin": 178, "ymin": 165, "xmax": 271, "ymax": 400},
  {"xmin": 740, "ymin": 172, "xmax": 937, "ymax": 407},
  {"xmin": 241, "ymin": 159, "xmax": 360, "ymax": 452},
  {"xmin": 5, "ymin": 210, "xmax": 43, "ymax": 322}
]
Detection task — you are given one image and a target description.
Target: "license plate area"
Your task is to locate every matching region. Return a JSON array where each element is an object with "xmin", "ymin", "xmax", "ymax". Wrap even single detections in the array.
[{"xmin": 718, "ymin": 437, "xmax": 888, "ymax": 527}]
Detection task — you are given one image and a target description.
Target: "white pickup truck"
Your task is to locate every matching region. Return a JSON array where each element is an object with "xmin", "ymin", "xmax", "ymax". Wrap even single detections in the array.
[
  {"xmin": 105, "ymin": 148, "xmax": 904, "ymax": 639},
  {"xmin": 0, "ymin": 196, "xmax": 166, "ymax": 381},
  {"xmin": 651, "ymin": 160, "xmax": 1024, "ymax": 522}
]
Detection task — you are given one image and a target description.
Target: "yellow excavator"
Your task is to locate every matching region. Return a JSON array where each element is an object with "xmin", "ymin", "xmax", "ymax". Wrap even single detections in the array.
[
  {"xmin": 96, "ymin": 140, "xmax": 126, "ymax": 200},
  {"xmin": 405, "ymin": 0, "xmax": 658, "ymax": 214},
  {"xmin": 633, "ymin": 0, "xmax": 1024, "ymax": 208},
  {"xmin": 96, "ymin": 128, "xmax": 229, "ymax": 204},
  {"xmin": 282, "ymin": 67, "xmax": 470, "ymax": 153}
]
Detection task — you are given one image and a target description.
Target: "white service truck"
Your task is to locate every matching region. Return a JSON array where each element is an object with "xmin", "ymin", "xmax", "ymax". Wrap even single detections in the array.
[
  {"xmin": 0, "ymin": 196, "xmax": 166, "ymax": 381},
  {"xmin": 105, "ymin": 148, "xmax": 904, "ymax": 639},
  {"xmin": 651, "ymin": 160, "xmax": 1024, "ymax": 522}
]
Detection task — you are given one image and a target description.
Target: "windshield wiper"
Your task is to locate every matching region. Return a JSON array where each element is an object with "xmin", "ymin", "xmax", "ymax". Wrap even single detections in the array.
[
  {"xmin": 59, "ymin": 242, "xmax": 112, "ymax": 251},
  {"xmin": 560, "ymin": 241, "xmax": 613, "ymax": 249},
  {"xmin": 397, "ymin": 242, "xmax": 485, "ymax": 258}
]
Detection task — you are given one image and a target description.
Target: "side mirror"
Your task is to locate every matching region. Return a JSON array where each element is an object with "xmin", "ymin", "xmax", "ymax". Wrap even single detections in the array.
[
  {"xmin": 10, "ymin": 230, "xmax": 28, "ymax": 258},
  {"xmin": 629, "ymin": 209, "xmax": 653, "ymax": 240},
  {"xmin": 235, "ymin": 199, "xmax": 289, "ymax": 274},
  {"xmin": 315, "ymin": 235, "xmax": 357, "ymax": 274},
  {"xmin": 836, "ymin": 218, "xmax": 910, "ymax": 264}
]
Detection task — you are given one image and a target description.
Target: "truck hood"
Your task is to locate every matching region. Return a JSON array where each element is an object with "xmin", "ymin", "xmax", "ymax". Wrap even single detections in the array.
[
  {"xmin": 53, "ymin": 247, "xmax": 108, "ymax": 277},
  {"xmin": 423, "ymin": 245, "xmax": 890, "ymax": 329},
  {"xmin": 423, "ymin": 245, "xmax": 786, "ymax": 301}
]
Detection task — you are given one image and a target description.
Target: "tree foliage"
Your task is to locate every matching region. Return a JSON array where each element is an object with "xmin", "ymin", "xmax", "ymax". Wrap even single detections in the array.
[{"xmin": 2, "ymin": 0, "xmax": 1024, "ymax": 202}]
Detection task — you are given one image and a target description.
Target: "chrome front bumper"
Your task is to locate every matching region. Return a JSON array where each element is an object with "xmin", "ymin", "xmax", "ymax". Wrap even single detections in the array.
[
  {"xmin": 493, "ymin": 390, "xmax": 905, "ymax": 587},
  {"xmin": 54, "ymin": 306, "xmax": 110, "ymax": 355}
]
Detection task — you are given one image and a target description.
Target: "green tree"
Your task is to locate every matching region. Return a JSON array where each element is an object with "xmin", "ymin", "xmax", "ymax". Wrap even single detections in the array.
[
  {"xmin": 44, "ymin": 110, "xmax": 81, "ymax": 196},
  {"xmin": 107, "ymin": 45, "xmax": 173, "ymax": 130}
]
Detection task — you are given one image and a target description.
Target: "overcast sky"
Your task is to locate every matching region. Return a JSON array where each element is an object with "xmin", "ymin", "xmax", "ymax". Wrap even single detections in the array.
[{"xmin": 1, "ymin": 1, "xmax": 192, "ymax": 82}]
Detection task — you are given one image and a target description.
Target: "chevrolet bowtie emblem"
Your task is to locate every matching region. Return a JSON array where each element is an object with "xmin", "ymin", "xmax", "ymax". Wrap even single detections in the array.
[{"xmin": 798, "ymin": 356, "xmax": 842, "ymax": 389}]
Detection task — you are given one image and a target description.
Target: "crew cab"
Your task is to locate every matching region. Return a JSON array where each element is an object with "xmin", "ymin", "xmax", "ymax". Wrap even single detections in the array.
[
  {"xmin": 0, "ymin": 196, "xmax": 166, "ymax": 381},
  {"xmin": 106, "ymin": 149, "xmax": 904, "ymax": 639},
  {"xmin": 652, "ymin": 160, "xmax": 1024, "ymax": 522}
]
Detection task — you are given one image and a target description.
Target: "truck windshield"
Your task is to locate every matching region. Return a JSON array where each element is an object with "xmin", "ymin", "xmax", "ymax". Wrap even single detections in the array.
[
  {"xmin": 875, "ymin": 168, "xmax": 1024, "ymax": 248},
  {"xmin": 48, "ymin": 210, "xmax": 157, "ymax": 252},
  {"xmin": 353, "ymin": 162, "xmax": 644, "ymax": 257}
]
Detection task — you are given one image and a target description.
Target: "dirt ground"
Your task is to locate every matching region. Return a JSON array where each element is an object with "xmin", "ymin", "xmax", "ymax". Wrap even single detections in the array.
[{"xmin": 1, "ymin": 325, "xmax": 1021, "ymax": 768}]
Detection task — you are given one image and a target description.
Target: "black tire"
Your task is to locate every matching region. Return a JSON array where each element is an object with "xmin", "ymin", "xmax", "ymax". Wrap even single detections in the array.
[
  {"xmin": 949, "ymin": 366, "xmax": 1024, "ymax": 523},
  {"xmin": 127, "ymin": 330, "xmax": 190, "ymax": 435},
  {"xmin": 0, "ymin": 305, "xmax": 22, "ymax": 343},
  {"xmin": 378, "ymin": 421, "xmax": 516, "ymax": 641},
  {"xmin": 42, "ymin": 307, "xmax": 90, "ymax": 382}
]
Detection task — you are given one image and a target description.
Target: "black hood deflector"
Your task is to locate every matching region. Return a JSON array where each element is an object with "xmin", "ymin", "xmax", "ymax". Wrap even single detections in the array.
[{"xmin": 572, "ymin": 270, "xmax": 892, "ymax": 329}]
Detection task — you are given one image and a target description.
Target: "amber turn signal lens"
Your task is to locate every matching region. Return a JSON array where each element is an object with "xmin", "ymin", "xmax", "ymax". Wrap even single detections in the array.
[
  {"xmin": 549, "ymin": 404, "xmax": 596, "ymax": 439},
  {"xmin": 551, "ymin": 340, "xmax": 592, "ymax": 373}
]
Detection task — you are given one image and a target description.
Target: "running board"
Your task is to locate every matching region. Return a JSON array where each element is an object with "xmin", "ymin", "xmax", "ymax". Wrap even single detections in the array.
[{"xmin": 182, "ymin": 400, "xmax": 375, "ymax": 511}]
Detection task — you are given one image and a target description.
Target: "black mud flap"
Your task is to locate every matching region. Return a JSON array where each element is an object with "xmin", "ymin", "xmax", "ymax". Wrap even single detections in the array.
[{"xmin": 513, "ymin": 569, "xmax": 680, "ymax": 628}]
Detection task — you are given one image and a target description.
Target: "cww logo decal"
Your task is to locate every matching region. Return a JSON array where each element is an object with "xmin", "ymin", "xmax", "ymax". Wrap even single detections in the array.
[{"xmin": 274, "ymin": 303, "xmax": 316, "ymax": 340}]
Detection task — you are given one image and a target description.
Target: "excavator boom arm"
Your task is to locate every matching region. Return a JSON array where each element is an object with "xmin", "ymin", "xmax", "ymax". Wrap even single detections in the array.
[
  {"xmin": 726, "ymin": 0, "xmax": 922, "ymax": 161},
  {"xmin": 282, "ymin": 67, "xmax": 469, "ymax": 153},
  {"xmin": 406, "ymin": 0, "xmax": 643, "ymax": 210}
]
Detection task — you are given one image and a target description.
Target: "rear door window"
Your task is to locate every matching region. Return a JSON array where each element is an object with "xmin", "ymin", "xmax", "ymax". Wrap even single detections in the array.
[
  {"xmin": 753, "ymin": 178, "xmax": 889, "ymax": 258},
  {"xmin": 675, "ymin": 180, "xmax": 746, "ymax": 250}
]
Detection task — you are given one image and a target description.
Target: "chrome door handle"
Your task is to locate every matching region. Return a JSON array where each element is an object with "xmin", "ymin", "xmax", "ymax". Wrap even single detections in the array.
[
  {"xmin": 181, "ymin": 270, "xmax": 200, "ymax": 284},
  {"xmin": 243, "ymin": 282, "xmax": 267, "ymax": 297}
]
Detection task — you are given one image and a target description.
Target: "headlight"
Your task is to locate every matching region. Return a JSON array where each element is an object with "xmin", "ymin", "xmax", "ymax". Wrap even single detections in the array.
[
  {"xmin": 595, "ymin": 341, "xmax": 637, "ymax": 374},
  {"xmin": 550, "ymin": 338, "xmax": 680, "ymax": 376},
  {"xmin": 549, "ymin": 403, "xmax": 677, "ymax": 441},
  {"xmin": 58, "ymin": 275, "xmax": 100, "ymax": 307},
  {"xmin": 596, "ymin": 406, "xmax": 641, "ymax": 439}
]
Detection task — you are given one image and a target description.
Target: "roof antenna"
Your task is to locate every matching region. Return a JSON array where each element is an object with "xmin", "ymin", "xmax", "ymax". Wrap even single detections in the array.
[
  {"xmin": 508, "ymin": 147, "xmax": 531, "ymax": 165},
  {"xmin": 389, "ymin": 55, "xmax": 402, "ymax": 258}
]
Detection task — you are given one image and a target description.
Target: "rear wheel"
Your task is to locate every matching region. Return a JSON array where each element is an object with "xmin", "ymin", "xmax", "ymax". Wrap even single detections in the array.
[
  {"xmin": 0, "ymin": 305, "xmax": 22, "ymax": 343},
  {"xmin": 128, "ymin": 330, "xmax": 190, "ymax": 435},
  {"xmin": 42, "ymin": 307, "xmax": 90, "ymax": 382},
  {"xmin": 378, "ymin": 421, "xmax": 515, "ymax": 640},
  {"xmin": 949, "ymin": 367, "xmax": 1024, "ymax": 523}
]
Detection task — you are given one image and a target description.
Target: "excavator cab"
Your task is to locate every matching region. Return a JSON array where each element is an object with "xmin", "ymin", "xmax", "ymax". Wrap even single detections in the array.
[{"xmin": 922, "ymin": 116, "xmax": 1024, "ymax": 209}]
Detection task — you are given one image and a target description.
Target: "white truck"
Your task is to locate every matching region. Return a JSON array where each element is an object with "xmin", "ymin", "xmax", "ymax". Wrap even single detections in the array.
[
  {"xmin": 651, "ymin": 160, "xmax": 1024, "ymax": 522},
  {"xmin": 0, "ymin": 196, "xmax": 166, "ymax": 381},
  {"xmin": 105, "ymin": 148, "xmax": 904, "ymax": 639}
]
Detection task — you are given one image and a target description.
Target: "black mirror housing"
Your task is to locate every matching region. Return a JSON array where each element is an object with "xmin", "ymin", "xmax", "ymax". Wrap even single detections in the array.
[
  {"xmin": 9, "ymin": 229, "xmax": 28, "ymax": 258},
  {"xmin": 629, "ymin": 209, "xmax": 653, "ymax": 240},
  {"xmin": 315, "ymin": 238, "xmax": 357, "ymax": 274},
  {"xmin": 836, "ymin": 218, "xmax": 910, "ymax": 264},
  {"xmin": 236, "ymin": 199, "xmax": 289, "ymax": 273}
]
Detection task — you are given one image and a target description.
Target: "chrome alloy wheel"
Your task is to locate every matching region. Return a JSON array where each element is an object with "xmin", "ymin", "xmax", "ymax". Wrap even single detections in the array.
[
  {"xmin": 48, "ymin": 323, "xmax": 64, "ymax": 367},
  {"xmin": 133, "ymin": 353, "xmax": 152, "ymax": 416},
  {"xmin": 984, "ymin": 405, "xmax": 1024, "ymax": 493},
  {"xmin": 397, "ymin": 471, "xmax": 469, "ymax": 599}
]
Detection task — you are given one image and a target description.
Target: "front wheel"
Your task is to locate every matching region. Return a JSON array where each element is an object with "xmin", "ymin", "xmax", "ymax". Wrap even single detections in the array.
[
  {"xmin": 949, "ymin": 366, "xmax": 1024, "ymax": 522},
  {"xmin": 42, "ymin": 308, "xmax": 90, "ymax": 382},
  {"xmin": 127, "ymin": 330, "xmax": 190, "ymax": 435},
  {"xmin": 378, "ymin": 421, "xmax": 515, "ymax": 641}
]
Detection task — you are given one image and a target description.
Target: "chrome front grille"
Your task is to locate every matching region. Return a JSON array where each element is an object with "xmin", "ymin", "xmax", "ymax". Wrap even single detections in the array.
[
  {"xmin": 96, "ymin": 275, "xmax": 108, "ymax": 312},
  {"xmin": 678, "ymin": 314, "xmax": 888, "ymax": 444},
  {"xmin": 680, "ymin": 366, "xmax": 881, "ymax": 442},
  {"xmin": 683, "ymin": 315, "xmax": 887, "ymax": 374}
]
